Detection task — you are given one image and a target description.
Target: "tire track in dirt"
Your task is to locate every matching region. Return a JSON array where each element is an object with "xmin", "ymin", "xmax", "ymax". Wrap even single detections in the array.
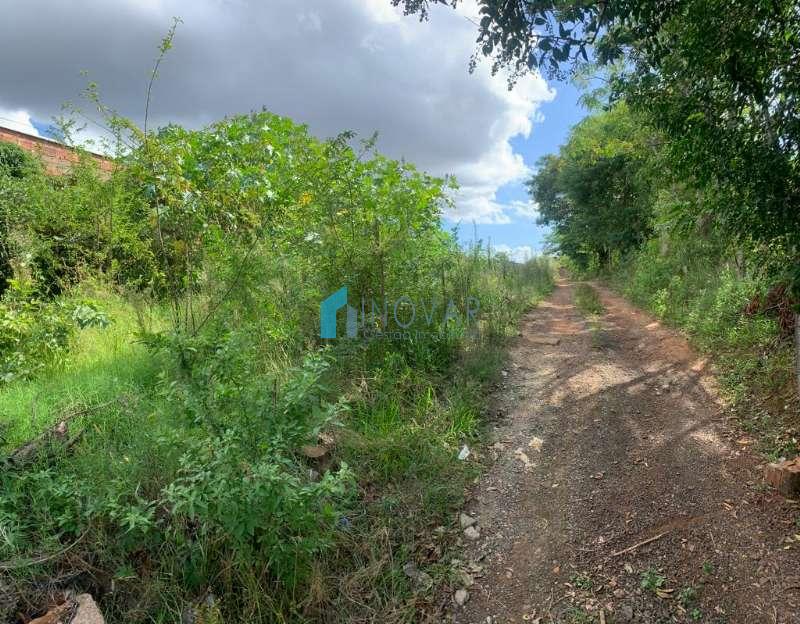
[{"xmin": 453, "ymin": 279, "xmax": 799, "ymax": 624}]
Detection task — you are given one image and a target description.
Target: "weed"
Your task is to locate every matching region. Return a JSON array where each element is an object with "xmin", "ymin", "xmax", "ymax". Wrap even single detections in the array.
[
  {"xmin": 0, "ymin": 79, "xmax": 558, "ymax": 623},
  {"xmin": 574, "ymin": 283, "xmax": 604, "ymax": 316},
  {"xmin": 564, "ymin": 606, "xmax": 595, "ymax": 623},
  {"xmin": 640, "ymin": 568, "xmax": 666, "ymax": 593},
  {"xmin": 570, "ymin": 573, "xmax": 594, "ymax": 590},
  {"xmin": 678, "ymin": 586, "xmax": 698, "ymax": 608}
]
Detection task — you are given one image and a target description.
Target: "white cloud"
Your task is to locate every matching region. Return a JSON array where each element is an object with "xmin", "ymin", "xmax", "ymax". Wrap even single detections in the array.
[
  {"xmin": 0, "ymin": 108, "xmax": 41, "ymax": 137},
  {"xmin": 297, "ymin": 11, "xmax": 323, "ymax": 32},
  {"xmin": 493, "ymin": 244, "xmax": 536, "ymax": 263},
  {"xmin": 361, "ymin": 0, "xmax": 405, "ymax": 24},
  {"xmin": 508, "ymin": 199, "xmax": 540, "ymax": 219},
  {"xmin": 0, "ymin": 0, "xmax": 555, "ymax": 223}
]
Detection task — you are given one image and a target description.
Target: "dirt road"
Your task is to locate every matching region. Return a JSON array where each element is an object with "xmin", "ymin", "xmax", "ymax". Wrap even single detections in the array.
[{"xmin": 454, "ymin": 279, "xmax": 799, "ymax": 624}]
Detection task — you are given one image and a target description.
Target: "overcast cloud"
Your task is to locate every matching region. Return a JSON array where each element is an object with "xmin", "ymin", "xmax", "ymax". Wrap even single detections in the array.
[{"xmin": 0, "ymin": 0, "xmax": 554, "ymax": 223}]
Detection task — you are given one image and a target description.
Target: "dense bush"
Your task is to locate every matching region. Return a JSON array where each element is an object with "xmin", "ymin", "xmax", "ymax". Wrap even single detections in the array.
[
  {"xmin": 0, "ymin": 106, "xmax": 553, "ymax": 622},
  {"xmin": 0, "ymin": 142, "xmax": 39, "ymax": 179}
]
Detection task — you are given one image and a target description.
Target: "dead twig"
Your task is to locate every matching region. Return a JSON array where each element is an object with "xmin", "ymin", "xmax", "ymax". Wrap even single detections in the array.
[
  {"xmin": 611, "ymin": 531, "xmax": 668, "ymax": 558},
  {"xmin": 4, "ymin": 399, "xmax": 113, "ymax": 467},
  {"xmin": 0, "ymin": 531, "xmax": 87, "ymax": 571}
]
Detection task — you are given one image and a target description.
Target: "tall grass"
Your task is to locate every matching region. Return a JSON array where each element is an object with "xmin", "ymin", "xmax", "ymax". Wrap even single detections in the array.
[
  {"xmin": 0, "ymin": 255, "xmax": 553, "ymax": 623},
  {"xmin": 0, "ymin": 287, "xmax": 161, "ymax": 450},
  {"xmin": 573, "ymin": 283, "xmax": 604, "ymax": 316},
  {"xmin": 0, "ymin": 105, "xmax": 556, "ymax": 622}
]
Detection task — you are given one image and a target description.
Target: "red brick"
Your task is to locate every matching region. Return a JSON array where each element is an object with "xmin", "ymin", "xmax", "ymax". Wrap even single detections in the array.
[
  {"xmin": 765, "ymin": 457, "xmax": 800, "ymax": 497},
  {"xmin": 0, "ymin": 125, "xmax": 113, "ymax": 179}
]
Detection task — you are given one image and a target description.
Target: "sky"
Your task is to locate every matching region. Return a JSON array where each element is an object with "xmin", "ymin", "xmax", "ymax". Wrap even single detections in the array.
[{"xmin": 0, "ymin": 0, "xmax": 587, "ymax": 262}]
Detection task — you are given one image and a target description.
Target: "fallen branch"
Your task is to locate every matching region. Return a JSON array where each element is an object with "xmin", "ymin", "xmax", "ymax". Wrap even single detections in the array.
[
  {"xmin": 0, "ymin": 531, "xmax": 87, "ymax": 571},
  {"xmin": 3, "ymin": 400, "xmax": 113, "ymax": 468},
  {"xmin": 611, "ymin": 531, "xmax": 668, "ymax": 558}
]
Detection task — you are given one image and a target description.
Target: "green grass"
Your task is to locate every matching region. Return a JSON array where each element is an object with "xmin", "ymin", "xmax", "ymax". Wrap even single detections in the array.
[
  {"xmin": 572, "ymin": 283, "xmax": 609, "ymax": 348},
  {"xmin": 640, "ymin": 568, "xmax": 666, "ymax": 593},
  {"xmin": 0, "ymin": 268, "xmax": 555, "ymax": 623},
  {"xmin": 573, "ymin": 283, "xmax": 604, "ymax": 316},
  {"xmin": 0, "ymin": 291, "xmax": 162, "ymax": 452}
]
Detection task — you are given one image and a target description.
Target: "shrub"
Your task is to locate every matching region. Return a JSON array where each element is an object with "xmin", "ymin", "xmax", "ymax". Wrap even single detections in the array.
[{"xmin": 0, "ymin": 142, "xmax": 40, "ymax": 179}]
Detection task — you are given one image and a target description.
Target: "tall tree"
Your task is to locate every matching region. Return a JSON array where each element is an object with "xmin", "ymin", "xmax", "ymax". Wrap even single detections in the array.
[
  {"xmin": 529, "ymin": 104, "xmax": 657, "ymax": 268},
  {"xmin": 393, "ymin": 0, "xmax": 800, "ymax": 251},
  {"xmin": 396, "ymin": 0, "xmax": 800, "ymax": 384}
]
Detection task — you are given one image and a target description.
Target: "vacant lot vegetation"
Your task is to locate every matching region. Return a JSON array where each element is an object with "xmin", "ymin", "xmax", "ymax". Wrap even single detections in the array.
[
  {"xmin": 0, "ymin": 114, "xmax": 553, "ymax": 622},
  {"xmin": 572, "ymin": 283, "xmax": 603, "ymax": 317}
]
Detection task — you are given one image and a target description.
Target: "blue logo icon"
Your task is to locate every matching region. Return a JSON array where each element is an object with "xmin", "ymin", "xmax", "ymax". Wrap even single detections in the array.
[{"xmin": 320, "ymin": 286, "xmax": 358, "ymax": 339}]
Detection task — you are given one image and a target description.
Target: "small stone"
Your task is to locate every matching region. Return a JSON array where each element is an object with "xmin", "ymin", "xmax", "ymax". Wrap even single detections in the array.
[
  {"xmin": 402, "ymin": 562, "xmax": 432, "ymax": 589},
  {"xmin": 618, "ymin": 604, "xmax": 633, "ymax": 622},
  {"xmin": 458, "ymin": 570, "xmax": 475, "ymax": 587},
  {"xmin": 301, "ymin": 445, "xmax": 328, "ymax": 459},
  {"xmin": 464, "ymin": 525, "xmax": 481, "ymax": 540},
  {"xmin": 528, "ymin": 436, "xmax": 544, "ymax": 451},
  {"xmin": 530, "ymin": 336, "xmax": 560, "ymax": 346},
  {"xmin": 454, "ymin": 589, "xmax": 470, "ymax": 606},
  {"xmin": 72, "ymin": 595, "xmax": 105, "ymax": 624},
  {"xmin": 460, "ymin": 513, "xmax": 477, "ymax": 529},
  {"xmin": 181, "ymin": 607, "xmax": 197, "ymax": 624}
]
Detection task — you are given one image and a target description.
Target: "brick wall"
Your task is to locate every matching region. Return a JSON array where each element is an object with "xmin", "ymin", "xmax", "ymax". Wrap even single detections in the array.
[{"xmin": 0, "ymin": 125, "xmax": 114, "ymax": 177}]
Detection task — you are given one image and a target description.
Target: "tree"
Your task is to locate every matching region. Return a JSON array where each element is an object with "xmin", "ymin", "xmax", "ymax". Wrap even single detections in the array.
[
  {"xmin": 397, "ymin": 0, "xmax": 800, "ymax": 385},
  {"xmin": 529, "ymin": 103, "xmax": 657, "ymax": 269},
  {"xmin": 394, "ymin": 0, "xmax": 800, "ymax": 249},
  {"xmin": 0, "ymin": 142, "xmax": 40, "ymax": 179}
]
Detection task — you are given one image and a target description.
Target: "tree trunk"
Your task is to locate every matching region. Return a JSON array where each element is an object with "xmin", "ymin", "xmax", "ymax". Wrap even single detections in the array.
[{"xmin": 795, "ymin": 312, "xmax": 800, "ymax": 394}]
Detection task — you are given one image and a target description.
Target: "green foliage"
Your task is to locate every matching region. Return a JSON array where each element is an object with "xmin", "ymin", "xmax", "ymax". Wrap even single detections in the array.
[
  {"xmin": 71, "ymin": 301, "xmax": 111, "ymax": 329},
  {"xmin": 570, "ymin": 572, "xmax": 594, "ymax": 590},
  {"xmin": 0, "ymin": 89, "xmax": 554, "ymax": 622},
  {"xmin": 0, "ymin": 284, "xmax": 74, "ymax": 383},
  {"xmin": 399, "ymin": 0, "xmax": 800, "ymax": 283},
  {"xmin": 0, "ymin": 142, "xmax": 40, "ymax": 179},
  {"xmin": 0, "ymin": 157, "xmax": 155, "ymax": 296},
  {"xmin": 563, "ymin": 606, "xmax": 595, "ymax": 624},
  {"xmin": 678, "ymin": 586, "xmax": 698, "ymax": 608},
  {"xmin": 529, "ymin": 104, "xmax": 657, "ymax": 269},
  {"xmin": 618, "ymin": 0, "xmax": 800, "ymax": 252},
  {"xmin": 573, "ymin": 283, "xmax": 603, "ymax": 316},
  {"xmin": 640, "ymin": 568, "xmax": 666, "ymax": 593},
  {"xmin": 161, "ymin": 430, "xmax": 354, "ymax": 590}
]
